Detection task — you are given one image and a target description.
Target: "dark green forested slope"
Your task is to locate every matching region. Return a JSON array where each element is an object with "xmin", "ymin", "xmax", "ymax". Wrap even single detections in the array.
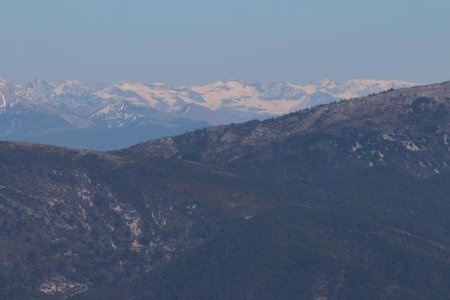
[
  {"xmin": 2, "ymin": 82, "xmax": 450, "ymax": 299},
  {"xmin": 82, "ymin": 206, "xmax": 450, "ymax": 300}
]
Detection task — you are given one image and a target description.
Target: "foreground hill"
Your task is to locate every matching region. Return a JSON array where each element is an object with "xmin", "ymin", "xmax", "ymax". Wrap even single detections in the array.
[
  {"xmin": 1, "ymin": 81, "xmax": 450, "ymax": 299},
  {"xmin": 84, "ymin": 207, "xmax": 450, "ymax": 299}
]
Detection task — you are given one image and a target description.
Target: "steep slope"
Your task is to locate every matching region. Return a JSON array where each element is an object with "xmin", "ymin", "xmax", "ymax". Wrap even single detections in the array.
[
  {"xmin": 0, "ymin": 142, "xmax": 266, "ymax": 299},
  {"xmin": 125, "ymin": 81, "xmax": 450, "ymax": 179},
  {"xmin": 103, "ymin": 81, "xmax": 450, "ymax": 299},
  {"xmin": 84, "ymin": 207, "xmax": 450, "ymax": 299}
]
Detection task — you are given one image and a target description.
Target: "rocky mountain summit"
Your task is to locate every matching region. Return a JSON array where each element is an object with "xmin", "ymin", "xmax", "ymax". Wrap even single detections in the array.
[
  {"xmin": 2, "ymin": 82, "xmax": 450, "ymax": 299},
  {"xmin": 0, "ymin": 76, "xmax": 414, "ymax": 150}
]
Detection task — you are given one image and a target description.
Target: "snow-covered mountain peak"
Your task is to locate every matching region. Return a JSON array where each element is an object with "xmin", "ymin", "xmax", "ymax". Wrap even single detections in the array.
[
  {"xmin": 92, "ymin": 101, "xmax": 134, "ymax": 117},
  {"xmin": 251, "ymin": 81, "xmax": 306, "ymax": 101},
  {"xmin": 53, "ymin": 80, "xmax": 102, "ymax": 96},
  {"xmin": 0, "ymin": 77, "xmax": 21, "ymax": 92},
  {"xmin": 150, "ymin": 82, "xmax": 166, "ymax": 87},
  {"xmin": 93, "ymin": 78, "xmax": 417, "ymax": 114},
  {"xmin": 0, "ymin": 76, "xmax": 23, "ymax": 109},
  {"xmin": 24, "ymin": 79, "xmax": 55, "ymax": 97},
  {"xmin": 96, "ymin": 81, "xmax": 187, "ymax": 113},
  {"xmin": 336, "ymin": 79, "xmax": 416, "ymax": 99},
  {"xmin": 0, "ymin": 74, "xmax": 419, "ymax": 149},
  {"xmin": 0, "ymin": 76, "xmax": 8, "ymax": 88},
  {"xmin": 315, "ymin": 77, "xmax": 338, "ymax": 88}
]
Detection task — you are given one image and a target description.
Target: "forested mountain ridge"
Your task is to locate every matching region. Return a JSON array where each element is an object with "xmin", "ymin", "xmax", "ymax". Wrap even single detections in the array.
[
  {"xmin": 124, "ymin": 81, "xmax": 450, "ymax": 179},
  {"xmin": 1, "ymin": 81, "xmax": 450, "ymax": 299}
]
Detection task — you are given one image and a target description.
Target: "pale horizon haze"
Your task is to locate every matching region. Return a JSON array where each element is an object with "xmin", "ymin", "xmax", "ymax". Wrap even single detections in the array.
[{"xmin": 0, "ymin": 0, "xmax": 449, "ymax": 85}]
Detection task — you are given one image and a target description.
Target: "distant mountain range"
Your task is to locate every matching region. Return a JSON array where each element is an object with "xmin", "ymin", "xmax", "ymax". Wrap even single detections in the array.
[{"xmin": 0, "ymin": 76, "xmax": 414, "ymax": 149}]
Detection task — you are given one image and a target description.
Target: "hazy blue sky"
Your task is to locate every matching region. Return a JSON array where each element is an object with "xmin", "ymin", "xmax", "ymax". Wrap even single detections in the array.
[{"xmin": 1, "ymin": 0, "xmax": 449, "ymax": 85}]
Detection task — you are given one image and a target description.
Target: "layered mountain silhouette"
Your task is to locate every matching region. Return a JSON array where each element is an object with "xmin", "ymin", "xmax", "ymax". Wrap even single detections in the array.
[
  {"xmin": 1, "ymin": 81, "xmax": 450, "ymax": 299},
  {"xmin": 0, "ymin": 76, "xmax": 413, "ymax": 150}
]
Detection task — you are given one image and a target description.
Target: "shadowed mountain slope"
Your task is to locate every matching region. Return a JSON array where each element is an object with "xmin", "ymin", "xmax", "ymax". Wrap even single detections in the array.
[{"xmin": 1, "ymin": 82, "xmax": 450, "ymax": 299}]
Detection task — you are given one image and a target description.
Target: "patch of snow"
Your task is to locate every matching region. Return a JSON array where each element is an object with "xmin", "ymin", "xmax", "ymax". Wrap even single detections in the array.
[
  {"xmin": 378, "ymin": 151, "xmax": 384, "ymax": 161},
  {"xmin": 77, "ymin": 188, "xmax": 93, "ymax": 207},
  {"xmin": 125, "ymin": 213, "xmax": 142, "ymax": 237},
  {"xmin": 39, "ymin": 276, "xmax": 88, "ymax": 296},
  {"xmin": 151, "ymin": 210, "xmax": 167, "ymax": 227},
  {"xmin": 47, "ymin": 198, "xmax": 64, "ymax": 207},
  {"xmin": 112, "ymin": 205, "xmax": 123, "ymax": 212},
  {"xmin": 402, "ymin": 140, "xmax": 421, "ymax": 151},
  {"xmin": 186, "ymin": 203, "xmax": 197, "ymax": 215},
  {"xmin": 0, "ymin": 93, "xmax": 6, "ymax": 112},
  {"xmin": 382, "ymin": 134, "xmax": 395, "ymax": 141},
  {"xmin": 352, "ymin": 142, "xmax": 362, "ymax": 151},
  {"xmin": 182, "ymin": 104, "xmax": 190, "ymax": 114},
  {"xmin": 131, "ymin": 239, "xmax": 143, "ymax": 251},
  {"xmin": 78, "ymin": 205, "xmax": 91, "ymax": 231}
]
